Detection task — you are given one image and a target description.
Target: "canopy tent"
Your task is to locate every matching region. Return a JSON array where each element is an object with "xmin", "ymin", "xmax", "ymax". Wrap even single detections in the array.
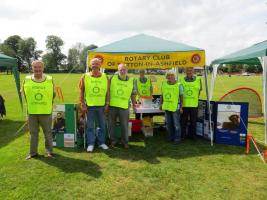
[
  {"xmin": 87, "ymin": 34, "xmax": 214, "ymax": 144},
  {"xmin": 0, "ymin": 53, "xmax": 22, "ymax": 108},
  {"xmin": 211, "ymin": 40, "xmax": 267, "ymax": 144},
  {"xmin": 87, "ymin": 34, "xmax": 205, "ymax": 69}
]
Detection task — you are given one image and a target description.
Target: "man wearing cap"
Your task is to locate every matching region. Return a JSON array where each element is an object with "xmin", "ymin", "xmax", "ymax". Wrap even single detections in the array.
[
  {"xmin": 80, "ymin": 58, "xmax": 109, "ymax": 152},
  {"xmin": 160, "ymin": 70, "xmax": 183, "ymax": 143},
  {"xmin": 22, "ymin": 60, "xmax": 55, "ymax": 160},
  {"xmin": 180, "ymin": 67, "xmax": 202, "ymax": 139},
  {"xmin": 135, "ymin": 69, "xmax": 153, "ymax": 119},
  {"xmin": 108, "ymin": 63, "xmax": 136, "ymax": 149}
]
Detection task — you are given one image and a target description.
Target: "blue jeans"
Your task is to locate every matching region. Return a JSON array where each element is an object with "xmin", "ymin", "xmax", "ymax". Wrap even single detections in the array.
[
  {"xmin": 165, "ymin": 110, "xmax": 181, "ymax": 142},
  {"xmin": 86, "ymin": 106, "xmax": 106, "ymax": 146}
]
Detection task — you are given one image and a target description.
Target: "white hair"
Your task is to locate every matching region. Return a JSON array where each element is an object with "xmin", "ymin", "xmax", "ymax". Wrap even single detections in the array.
[
  {"xmin": 31, "ymin": 60, "xmax": 44, "ymax": 67},
  {"xmin": 165, "ymin": 69, "xmax": 176, "ymax": 76}
]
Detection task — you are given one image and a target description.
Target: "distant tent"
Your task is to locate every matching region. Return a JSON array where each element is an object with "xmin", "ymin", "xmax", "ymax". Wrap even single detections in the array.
[
  {"xmin": 211, "ymin": 40, "xmax": 267, "ymax": 144},
  {"xmin": 0, "ymin": 53, "xmax": 22, "ymax": 108},
  {"xmin": 219, "ymin": 87, "xmax": 263, "ymax": 118}
]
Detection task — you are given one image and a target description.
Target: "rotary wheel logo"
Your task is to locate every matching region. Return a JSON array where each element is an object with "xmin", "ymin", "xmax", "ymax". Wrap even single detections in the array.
[
  {"xmin": 142, "ymin": 90, "xmax": 147, "ymax": 95},
  {"xmin": 117, "ymin": 89, "xmax": 124, "ymax": 96},
  {"xmin": 165, "ymin": 93, "xmax": 171, "ymax": 100},
  {"xmin": 35, "ymin": 93, "xmax": 43, "ymax": 101},
  {"xmin": 191, "ymin": 54, "xmax": 201, "ymax": 64},
  {"xmin": 93, "ymin": 87, "xmax": 100, "ymax": 94},
  {"xmin": 186, "ymin": 90, "xmax": 193, "ymax": 96}
]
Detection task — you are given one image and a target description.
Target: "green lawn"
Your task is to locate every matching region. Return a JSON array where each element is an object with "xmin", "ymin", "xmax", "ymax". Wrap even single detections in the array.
[{"xmin": 0, "ymin": 73, "xmax": 266, "ymax": 200}]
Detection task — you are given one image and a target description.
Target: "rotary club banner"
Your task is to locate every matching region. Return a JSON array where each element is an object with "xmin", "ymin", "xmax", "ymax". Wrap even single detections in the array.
[{"xmin": 87, "ymin": 51, "xmax": 205, "ymax": 69}]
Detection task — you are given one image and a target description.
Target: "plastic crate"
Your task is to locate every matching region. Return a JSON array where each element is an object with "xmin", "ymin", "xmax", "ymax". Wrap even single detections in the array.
[{"xmin": 129, "ymin": 119, "xmax": 142, "ymax": 133}]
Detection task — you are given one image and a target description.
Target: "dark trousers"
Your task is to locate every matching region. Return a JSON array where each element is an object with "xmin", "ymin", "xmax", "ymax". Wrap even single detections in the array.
[{"xmin": 181, "ymin": 107, "xmax": 198, "ymax": 139}]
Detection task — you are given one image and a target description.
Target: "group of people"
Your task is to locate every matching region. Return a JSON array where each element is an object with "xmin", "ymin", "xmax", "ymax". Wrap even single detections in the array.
[
  {"xmin": 79, "ymin": 58, "xmax": 136, "ymax": 152},
  {"xmin": 160, "ymin": 68, "xmax": 202, "ymax": 144},
  {"xmin": 22, "ymin": 58, "xmax": 201, "ymax": 159}
]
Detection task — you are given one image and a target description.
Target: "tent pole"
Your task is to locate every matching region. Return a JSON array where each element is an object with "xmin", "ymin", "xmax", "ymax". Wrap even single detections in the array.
[
  {"xmin": 12, "ymin": 65, "xmax": 23, "ymax": 109},
  {"xmin": 262, "ymin": 56, "xmax": 267, "ymax": 144},
  {"xmin": 204, "ymin": 66, "xmax": 213, "ymax": 146},
  {"xmin": 209, "ymin": 64, "xmax": 219, "ymax": 101}
]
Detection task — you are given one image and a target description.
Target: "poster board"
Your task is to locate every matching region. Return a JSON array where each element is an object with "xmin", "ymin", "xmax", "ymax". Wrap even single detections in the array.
[
  {"xmin": 196, "ymin": 100, "xmax": 216, "ymax": 139},
  {"xmin": 214, "ymin": 102, "xmax": 249, "ymax": 146},
  {"xmin": 51, "ymin": 104, "xmax": 77, "ymax": 148}
]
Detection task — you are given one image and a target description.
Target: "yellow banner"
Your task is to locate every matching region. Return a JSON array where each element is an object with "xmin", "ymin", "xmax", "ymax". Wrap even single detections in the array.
[{"xmin": 87, "ymin": 51, "xmax": 205, "ymax": 69}]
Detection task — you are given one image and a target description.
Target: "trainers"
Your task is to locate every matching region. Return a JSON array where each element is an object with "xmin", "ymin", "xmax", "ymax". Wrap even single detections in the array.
[
  {"xmin": 110, "ymin": 142, "xmax": 116, "ymax": 148},
  {"xmin": 99, "ymin": 144, "xmax": 109, "ymax": 150},
  {"xmin": 87, "ymin": 145, "xmax": 94, "ymax": 152},
  {"xmin": 47, "ymin": 153, "xmax": 55, "ymax": 158},
  {"xmin": 25, "ymin": 154, "xmax": 39, "ymax": 160},
  {"xmin": 124, "ymin": 144, "xmax": 129, "ymax": 149}
]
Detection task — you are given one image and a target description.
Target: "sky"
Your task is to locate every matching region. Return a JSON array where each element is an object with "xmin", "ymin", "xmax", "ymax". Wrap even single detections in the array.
[{"xmin": 0, "ymin": 0, "xmax": 266, "ymax": 64}]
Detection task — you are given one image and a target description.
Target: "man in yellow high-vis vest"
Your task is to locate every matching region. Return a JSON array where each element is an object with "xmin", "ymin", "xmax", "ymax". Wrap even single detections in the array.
[
  {"xmin": 180, "ymin": 67, "xmax": 202, "ymax": 139},
  {"xmin": 136, "ymin": 70, "xmax": 153, "ymax": 98},
  {"xmin": 22, "ymin": 60, "xmax": 55, "ymax": 160},
  {"xmin": 108, "ymin": 63, "xmax": 136, "ymax": 149},
  {"xmin": 135, "ymin": 69, "xmax": 153, "ymax": 119},
  {"xmin": 160, "ymin": 70, "xmax": 183, "ymax": 143},
  {"xmin": 79, "ymin": 58, "xmax": 109, "ymax": 152}
]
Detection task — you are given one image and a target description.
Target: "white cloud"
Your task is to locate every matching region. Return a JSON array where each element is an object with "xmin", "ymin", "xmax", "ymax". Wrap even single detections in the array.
[{"xmin": 0, "ymin": 0, "xmax": 266, "ymax": 64}]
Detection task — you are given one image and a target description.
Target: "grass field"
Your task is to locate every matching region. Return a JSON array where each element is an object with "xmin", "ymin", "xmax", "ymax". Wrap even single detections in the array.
[{"xmin": 0, "ymin": 73, "xmax": 266, "ymax": 200}]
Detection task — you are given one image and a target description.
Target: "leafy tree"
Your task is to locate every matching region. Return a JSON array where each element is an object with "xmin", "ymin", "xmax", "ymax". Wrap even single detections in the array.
[
  {"xmin": 255, "ymin": 65, "xmax": 263, "ymax": 73},
  {"xmin": 66, "ymin": 43, "xmax": 97, "ymax": 72},
  {"xmin": 0, "ymin": 44, "xmax": 16, "ymax": 57},
  {"xmin": 244, "ymin": 64, "xmax": 262, "ymax": 73},
  {"xmin": 3, "ymin": 35, "xmax": 22, "ymax": 54},
  {"xmin": 1, "ymin": 35, "xmax": 42, "ymax": 72},
  {"xmin": 80, "ymin": 44, "xmax": 98, "ymax": 70},
  {"xmin": 18, "ymin": 37, "xmax": 43, "ymax": 68},
  {"xmin": 42, "ymin": 35, "xmax": 66, "ymax": 72},
  {"xmin": 229, "ymin": 64, "xmax": 243, "ymax": 73},
  {"xmin": 1, "ymin": 35, "xmax": 24, "ymax": 71},
  {"xmin": 67, "ymin": 48, "xmax": 80, "ymax": 72}
]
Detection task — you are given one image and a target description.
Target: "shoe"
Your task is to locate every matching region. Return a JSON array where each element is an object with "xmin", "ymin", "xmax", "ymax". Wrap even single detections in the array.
[
  {"xmin": 110, "ymin": 142, "xmax": 116, "ymax": 148},
  {"xmin": 25, "ymin": 154, "xmax": 38, "ymax": 160},
  {"xmin": 87, "ymin": 145, "xmax": 94, "ymax": 152},
  {"xmin": 47, "ymin": 153, "xmax": 54, "ymax": 158},
  {"xmin": 99, "ymin": 144, "xmax": 109, "ymax": 150},
  {"xmin": 124, "ymin": 144, "xmax": 129, "ymax": 149}
]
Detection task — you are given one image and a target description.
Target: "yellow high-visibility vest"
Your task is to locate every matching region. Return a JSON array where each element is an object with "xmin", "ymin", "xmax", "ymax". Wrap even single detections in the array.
[
  {"xmin": 110, "ymin": 75, "xmax": 133, "ymax": 109},
  {"xmin": 181, "ymin": 77, "xmax": 201, "ymax": 107},
  {"xmin": 161, "ymin": 81, "xmax": 180, "ymax": 112},
  {"xmin": 84, "ymin": 73, "xmax": 108, "ymax": 106},
  {"xmin": 137, "ymin": 78, "xmax": 151, "ymax": 97},
  {"xmin": 24, "ymin": 75, "xmax": 54, "ymax": 114}
]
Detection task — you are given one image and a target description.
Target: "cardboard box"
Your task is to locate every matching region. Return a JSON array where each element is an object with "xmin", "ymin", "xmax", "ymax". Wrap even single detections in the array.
[
  {"xmin": 142, "ymin": 126, "xmax": 153, "ymax": 137},
  {"xmin": 143, "ymin": 116, "xmax": 153, "ymax": 127}
]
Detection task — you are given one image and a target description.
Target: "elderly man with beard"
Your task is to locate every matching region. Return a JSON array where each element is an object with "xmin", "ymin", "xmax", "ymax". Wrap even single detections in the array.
[{"xmin": 107, "ymin": 63, "xmax": 136, "ymax": 149}]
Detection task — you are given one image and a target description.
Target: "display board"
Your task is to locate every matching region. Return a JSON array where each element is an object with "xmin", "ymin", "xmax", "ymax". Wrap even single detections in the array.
[
  {"xmin": 196, "ymin": 100, "xmax": 216, "ymax": 139},
  {"xmin": 52, "ymin": 104, "xmax": 78, "ymax": 148},
  {"xmin": 214, "ymin": 102, "xmax": 249, "ymax": 146}
]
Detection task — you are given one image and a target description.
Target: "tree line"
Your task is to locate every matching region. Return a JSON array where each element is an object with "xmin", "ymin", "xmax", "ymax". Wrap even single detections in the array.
[
  {"xmin": 219, "ymin": 64, "xmax": 262, "ymax": 74},
  {"xmin": 0, "ymin": 35, "xmax": 263, "ymax": 74},
  {"xmin": 0, "ymin": 35, "xmax": 97, "ymax": 73}
]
